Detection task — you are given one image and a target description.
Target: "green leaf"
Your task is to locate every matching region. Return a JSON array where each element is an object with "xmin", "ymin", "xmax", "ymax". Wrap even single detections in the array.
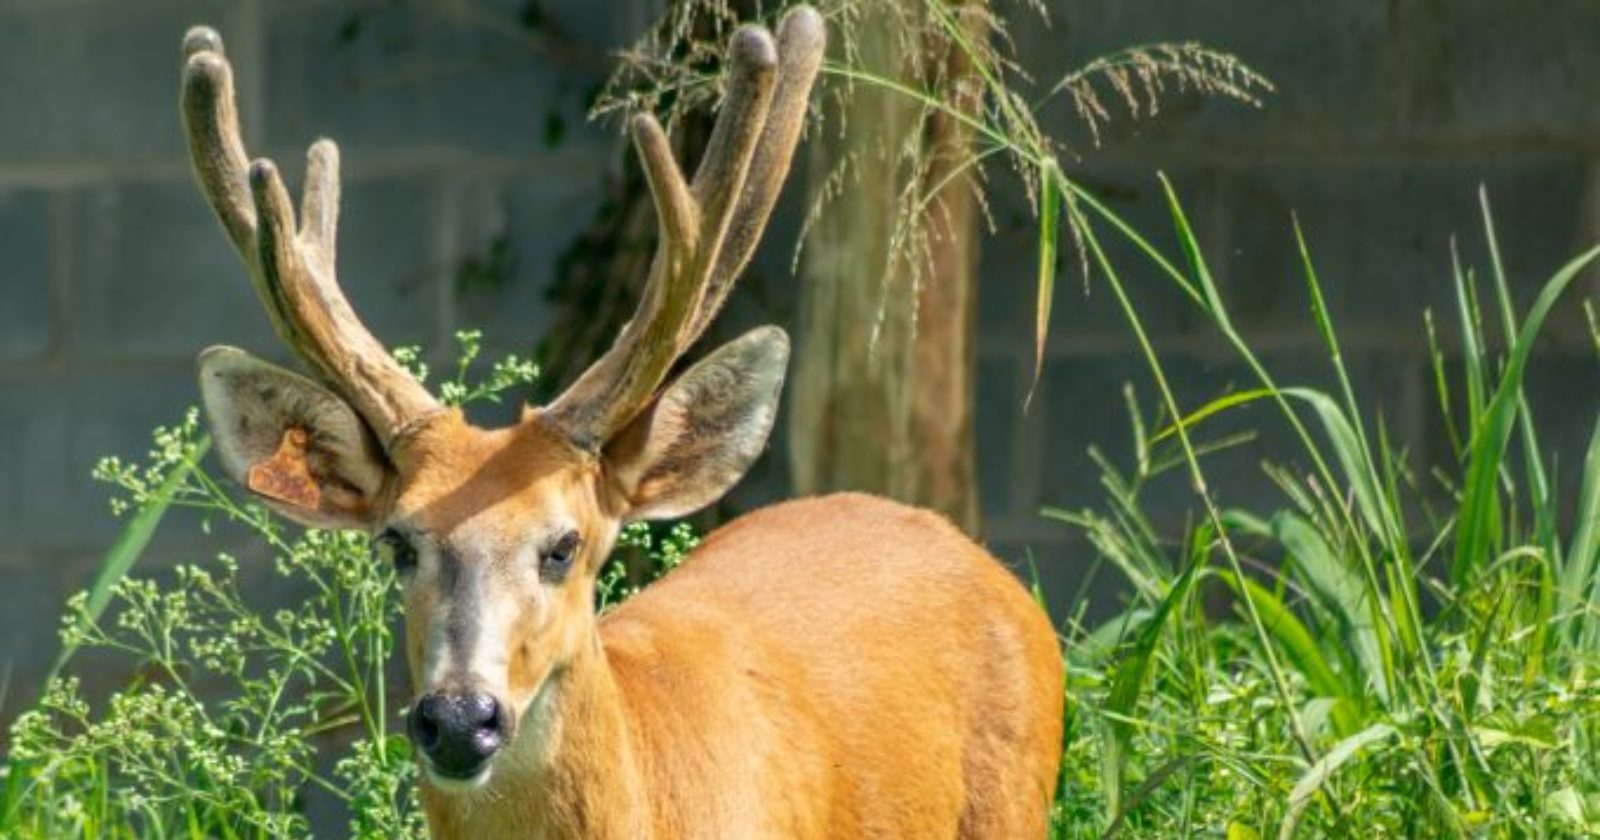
[
  {"xmin": 1560, "ymin": 417, "xmax": 1600, "ymax": 647},
  {"xmin": 1029, "ymin": 158, "xmax": 1061, "ymax": 406},
  {"xmin": 1454, "ymin": 244, "xmax": 1600, "ymax": 584},
  {"xmin": 1546, "ymin": 787, "xmax": 1600, "ymax": 831},
  {"xmin": 1100, "ymin": 557, "xmax": 1200, "ymax": 818},
  {"xmin": 1280, "ymin": 388, "xmax": 1395, "ymax": 544},
  {"xmin": 50, "ymin": 435, "xmax": 210, "ymax": 678},
  {"xmin": 1150, "ymin": 388, "xmax": 1277, "ymax": 445},
  {"xmin": 1279, "ymin": 722, "xmax": 1397, "ymax": 840},
  {"xmin": 1228, "ymin": 822, "xmax": 1262, "ymax": 840},
  {"xmin": 1226, "ymin": 575, "xmax": 1356, "ymax": 732},
  {"xmin": 1273, "ymin": 510, "xmax": 1388, "ymax": 704},
  {"xmin": 1471, "ymin": 726, "xmax": 1555, "ymax": 751},
  {"xmin": 1157, "ymin": 172, "xmax": 1224, "ymax": 324}
]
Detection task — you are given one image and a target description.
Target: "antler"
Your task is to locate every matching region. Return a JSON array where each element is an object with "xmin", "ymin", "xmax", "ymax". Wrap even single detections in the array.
[
  {"xmin": 181, "ymin": 28, "xmax": 442, "ymax": 449},
  {"xmin": 543, "ymin": 6, "xmax": 826, "ymax": 449}
]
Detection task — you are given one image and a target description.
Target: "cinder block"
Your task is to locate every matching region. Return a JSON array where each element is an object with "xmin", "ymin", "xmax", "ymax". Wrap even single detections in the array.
[
  {"xmin": 0, "ymin": 188, "xmax": 54, "ymax": 361},
  {"xmin": 467, "ymin": 0, "xmax": 650, "ymax": 50},
  {"xmin": 1032, "ymin": 346, "xmax": 1426, "ymax": 537},
  {"xmin": 333, "ymin": 176, "xmax": 450, "ymax": 349},
  {"xmin": 264, "ymin": 5, "xmax": 607, "ymax": 157},
  {"xmin": 262, "ymin": 8, "xmax": 432, "ymax": 155},
  {"xmin": 975, "ymin": 352, "xmax": 1023, "ymax": 523},
  {"xmin": 0, "ymin": 367, "xmax": 197, "ymax": 555},
  {"xmin": 0, "ymin": 1, "xmax": 251, "ymax": 161},
  {"xmin": 977, "ymin": 163, "xmax": 1228, "ymax": 356},
  {"xmin": 448, "ymin": 157, "xmax": 611, "ymax": 362},
  {"xmin": 1432, "ymin": 1, "xmax": 1600, "ymax": 140},
  {"xmin": 1214, "ymin": 157, "xmax": 1593, "ymax": 336},
  {"xmin": 70, "ymin": 180, "xmax": 273, "ymax": 360},
  {"xmin": 983, "ymin": 535, "xmax": 1121, "ymax": 626},
  {"xmin": 71, "ymin": 176, "xmax": 445, "ymax": 361}
]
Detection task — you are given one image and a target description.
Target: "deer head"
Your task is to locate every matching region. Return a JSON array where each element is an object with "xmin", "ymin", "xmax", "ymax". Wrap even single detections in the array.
[{"xmin": 181, "ymin": 10, "xmax": 824, "ymax": 789}]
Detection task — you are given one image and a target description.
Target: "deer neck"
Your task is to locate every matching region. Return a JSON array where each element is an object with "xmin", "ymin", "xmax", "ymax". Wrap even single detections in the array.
[{"xmin": 421, "ymin": 633, "xmax": 652, "ymax": 840}]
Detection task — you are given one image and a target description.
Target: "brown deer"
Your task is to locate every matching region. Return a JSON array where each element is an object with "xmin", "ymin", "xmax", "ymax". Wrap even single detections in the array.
[{"xmin": 179, "ymin": 7, "xmax": 1063, "ymax": 838}]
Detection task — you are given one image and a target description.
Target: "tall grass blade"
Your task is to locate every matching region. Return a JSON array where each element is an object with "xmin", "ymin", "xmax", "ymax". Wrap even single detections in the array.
[
  {"xmin": 1425, "ymin": 309, "xmax": 1464, "ymax": 455},
  {"xmin": 1277, "ymin": 510, "xmax": 1387, "ymax": 702},
  {"xmin": 1100, "ymin": 556, "xmax": 1200, "ymax": 820},
  {"xmin": 1029, "ymin": 158, "xmax": 1061, "ymax": 407},
  {"xmin": 1450, "ymin": 242, "xmax": 1489, "ymax": 428},
  {"xmin": 1157, "ymin": 172, "xmax": 1227, "ymax": 326},
  {"xmin": 1292, "ymin": 221, "xmax": 1400, "ymax": 554},
  {"xmin": 1587, "ymin": 300, "xmax": 1599, "ymax": 358},
  {"xmin": 1150, "ymin": 388, "xmax": 1276, "ymax": 445},
  {"xmin": 1561, "ymin": 418, "xmax": 1600, "ymax": 647},
  {"xmin": 1280, "ymin": 388, "xmax": 1394, "ymax": 543},
  {"xmin": 1453, "ymin": 245, "xmax": 1600, "ymax": 585},
  {"xmin": 1227, "ymin": 575, "xmax": 1354, "ymax": 732},
  {"xmin": 1480, "ymin": 189, "xmax": 1558, "ymax": 559},
  {"xmin": 1279, "ymin": 722, "xmax": 1397, "ymax": 840}
]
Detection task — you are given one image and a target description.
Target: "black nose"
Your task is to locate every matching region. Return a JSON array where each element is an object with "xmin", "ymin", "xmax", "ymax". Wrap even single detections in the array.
[{"xmin": 409, "ymin": 692, "xmax": 506, "ymax": 779}]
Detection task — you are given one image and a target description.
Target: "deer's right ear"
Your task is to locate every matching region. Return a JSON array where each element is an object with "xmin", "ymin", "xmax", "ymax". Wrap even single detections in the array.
[{"xmin": 197, "ymin": 346, "xmax": 394, "ymax": 530}]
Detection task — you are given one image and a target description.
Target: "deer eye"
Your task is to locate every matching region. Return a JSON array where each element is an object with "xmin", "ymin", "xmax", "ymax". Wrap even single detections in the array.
[
  {"xmin": 375, "ymin": 529, "xmax": 418, "ymax": 576},
  {"xmin": 540, "ymin": 531, "xmax": 581, "ymax": 582}
]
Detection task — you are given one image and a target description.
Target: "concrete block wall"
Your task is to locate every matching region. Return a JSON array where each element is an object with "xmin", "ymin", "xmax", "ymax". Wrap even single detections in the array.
[
  {"xmin": 976, "ymin": 0, "xmax": 1600, "ymax": 604},
  {"xmin": 0, "ymin": 0, "xmax": 1597, "ymax": 729},
  {"xmin": 0, "ymin": 0, "xmax": 643, "ymax": 721}
]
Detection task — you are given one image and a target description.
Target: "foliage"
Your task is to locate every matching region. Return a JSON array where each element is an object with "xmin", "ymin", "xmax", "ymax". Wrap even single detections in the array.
[
  {"xmin": 1044, "ymin": 192, "xmax": 1600, "ymax": 838},
  {"xmin": 0, "ymin": 333, "xmax": 687, "ymax": 838}
]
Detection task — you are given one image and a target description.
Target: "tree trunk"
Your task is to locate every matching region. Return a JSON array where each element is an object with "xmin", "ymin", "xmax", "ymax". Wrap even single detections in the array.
[{"xmin": 789, "ymin": 3, "xmax": 984, "ymax": 533}]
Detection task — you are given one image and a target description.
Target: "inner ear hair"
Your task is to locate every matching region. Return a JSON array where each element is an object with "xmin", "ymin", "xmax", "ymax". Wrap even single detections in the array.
[
  {"xmin": 603, "ymin": 326, "xmax": 789, "ymax": 522},
  {"xmin": 198, "ymin": 346, "xmax": 394, "ymax": 529}
]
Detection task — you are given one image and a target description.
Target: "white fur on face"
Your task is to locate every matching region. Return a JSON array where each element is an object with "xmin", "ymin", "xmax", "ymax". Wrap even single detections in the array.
[{"xmin": 414, "ymin": 534, "xmax": 535, "ymax": 699}]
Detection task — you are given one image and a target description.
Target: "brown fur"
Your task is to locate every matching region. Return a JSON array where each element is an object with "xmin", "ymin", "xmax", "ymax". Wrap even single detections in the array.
[{"xmin": 392, "ymin": 413, "xmax": 1063, "ymax": 840}]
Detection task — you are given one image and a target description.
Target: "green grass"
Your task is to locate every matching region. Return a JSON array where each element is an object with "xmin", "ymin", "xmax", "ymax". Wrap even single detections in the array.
[{"xmin": 1042, "ymin": 187, "xmax": 1600, "ymax": 838}]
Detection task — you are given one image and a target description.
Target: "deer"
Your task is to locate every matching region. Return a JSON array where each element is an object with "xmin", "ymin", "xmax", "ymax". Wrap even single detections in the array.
[{"xmin": 177, "ymin": 7, "xmax": 1062, "ymax": 838}]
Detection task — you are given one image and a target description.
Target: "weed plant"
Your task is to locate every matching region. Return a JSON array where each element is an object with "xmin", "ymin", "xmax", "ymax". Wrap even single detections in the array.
[{"xmin": 0, "ymin": 333, "xmax": 692, "ymax": 838}]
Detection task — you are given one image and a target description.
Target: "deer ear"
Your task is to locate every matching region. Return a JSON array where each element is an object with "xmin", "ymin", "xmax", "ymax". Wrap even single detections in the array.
[
  {"xmin": 197, "ymin": 346, "xmax": 394, "ymax": 530},
  {"xmin": 602, "ymin": 327, "xmax": 788, "ymax": 522}
]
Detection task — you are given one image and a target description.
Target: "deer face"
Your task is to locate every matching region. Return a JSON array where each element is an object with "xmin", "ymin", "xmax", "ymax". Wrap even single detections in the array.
[
  {"xmin": 386, "ymin": 416, "xmax": 609, "ymax": 787},
  {"xmin": 196, "ymin": 327, "xmax": 788, "ymax": 788},
  {"xmin": 180, "ymin": 7, "xmax": 819, "ymax": 795}
]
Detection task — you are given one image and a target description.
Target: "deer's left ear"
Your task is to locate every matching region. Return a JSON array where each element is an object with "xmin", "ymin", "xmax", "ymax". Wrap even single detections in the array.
[
  {"xmin": 602, "ymin": 326, "xmax": 788, "ymax": 522},
  {"xmin": 197, "ymin": 346, "xmax": 395, "ymax": 530}
]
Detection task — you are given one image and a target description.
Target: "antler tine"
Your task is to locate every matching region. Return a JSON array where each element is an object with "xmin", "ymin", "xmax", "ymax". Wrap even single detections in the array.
[
  {"xmin": 181, "ymin": 27, "xmax": 441, "ymax": 448},
  {"xmin": 181, "ymin": 28, "xmax": 255, "ymax": 257},
  {"xmin": 687, "ymin": 26, "xmax": 781, "ymax": 267},
  {"xmin": 545, "ymin": 23, "xmax": 784, "ymax": 447},
  {"xmin": 688, "ymin": 6, "xmax": 826, "ymax": 341}
]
